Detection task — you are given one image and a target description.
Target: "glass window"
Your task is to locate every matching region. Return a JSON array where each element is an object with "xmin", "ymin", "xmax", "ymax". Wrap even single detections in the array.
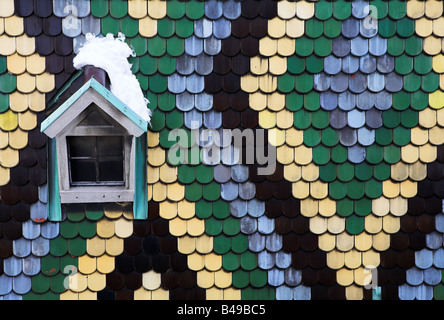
[{"xmin": 67, "ymin": 136, "xmax": 124, "ymax": 186}]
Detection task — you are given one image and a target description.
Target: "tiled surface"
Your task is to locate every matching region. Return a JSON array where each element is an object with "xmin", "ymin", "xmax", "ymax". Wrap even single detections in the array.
[{"xmin": 1, "ymin": 0, "xmax": 444, "ymax": 300}]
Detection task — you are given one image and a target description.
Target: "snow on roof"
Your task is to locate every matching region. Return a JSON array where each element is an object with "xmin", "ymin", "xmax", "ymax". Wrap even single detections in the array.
[{"xmin": 73, "ymin": 33, "xmax": 151, "ymax": 123}]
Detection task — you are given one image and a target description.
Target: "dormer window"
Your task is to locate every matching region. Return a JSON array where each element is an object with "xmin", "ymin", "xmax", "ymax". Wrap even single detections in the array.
[{"xmin": 41, "ymin": 66, "xmax": 148, "ymax": 220}]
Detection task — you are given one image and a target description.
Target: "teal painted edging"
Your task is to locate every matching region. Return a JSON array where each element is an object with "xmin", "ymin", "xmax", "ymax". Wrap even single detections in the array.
[
  {"xmin": 41, "ymin": 78, "xmax": 148, "ymax": 134},
  {"xmin": 47, "ymin": 138, "xmax": 62, "ymax": 221},
  {"xmin": 133, "ymin": 133, "xmax": 148, "ymax": 220}
]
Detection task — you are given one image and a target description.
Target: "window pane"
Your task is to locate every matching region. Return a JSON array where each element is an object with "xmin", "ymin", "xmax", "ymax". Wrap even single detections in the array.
[
  {"xmin": 68, "ymin": 136, "xmax": 95, "ymax": 158},
  {"xmin": 70, "ymin": 160, "xmax": 96, "ymax": 182},
  {"xmin": 99, "ymin": 160, "xmax": 124, "ymax": 182},
  {"xmin": 97, "ymin": 136, "xmax": 123, "ymax": 157}
]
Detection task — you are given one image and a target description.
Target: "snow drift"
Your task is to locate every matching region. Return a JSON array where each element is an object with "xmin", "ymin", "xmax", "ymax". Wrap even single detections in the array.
[{"xmin": 73, "ymin": 33, "xmax": 151, "ymax": 123}]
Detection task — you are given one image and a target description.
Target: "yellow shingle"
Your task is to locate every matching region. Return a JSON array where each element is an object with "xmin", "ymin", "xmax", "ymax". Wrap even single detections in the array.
[
  {"xmin": 286, "ymin": 18, "xmax": 305, "ymax": 38},
  {"xmin": 292, "ymin": 180, "xmax": 310, "ymax": 200},
  {"xmin": 259, "ymin": 37, "xmax": 277, "ymax": 57},
  {"xmin": 283, "ymin": 162, "xmax": 302, "ymax": 182},
  {"xmin": 142, "ymin": 270, "xmax": 162, "ymax": 291},
  {"xmin": 4, "ymin": 16, "xmax": 23, "ymax": 37},
  {"xmin": 0, "ymin": 166, "xmax": 9, "ymax": 186},
  {"xmin": 409, "ymin": 161, "xmax": 427, "ymax": 181},
  {"xmin": 87, "ymin": 236, "xmax": 106, "ymax": 257},
  {"xmin": 429, "ymin": 90, "xmax": 444, "ymax": 109},
  {"xmin": 362, "ymin": 250, "xmax": 380, "ymax": 268},
  {"xmin": 419, "ymin": 143, "xmax": 437, "ymax": 163},
  {"xmin": 0, "ymin": 0, "xmax": 14, "ymax": 18},
  {"xmin": 345, "ymin": 285, "xmax": 363, "ymax": 300},
  {"xmin": 344, "ymin": 249, "xmax": 361, "ymax": 269},
  {"xmin": 433, "ymin": 17, "xmax": 444, "ymax": 37},
  {"xmin": 114, "ymin": 217, "xmax": 133, "ymax": 238},
  {"xmin": 0, "ymin": 147, "xmax": 18, "ymax": 168},
  {"xmin": 259, "ymin": 74, "xmax": 277, "ymax": 93},
  {"xmin": 309, "ymin": 215, "xmax": 327, "ymax": 234},
  {"xmin": 147, "ymin": 0, "xmax": 167, "ymax": 19},
  {"xmin": 258, "ymin": 109, "xmax": 276, "ymax": 129},
  {"xmin": 276, "ymin": 109, "xmax": 294, "ymax": 129},
  {"xmin": 390, "ymin": 197, "xmax": 408, "ymax": 217},
  {"xmin": 88, "ymin": 272, "xmax": 106, "ymax": 292},
  {"xmin": 134, "ymin": 287, "xmax": 152, "ymax": 300},
  {"xmin": 294, "ymin": 145, "xmax": 312, "ymax": 165},
  {"xmin": 240, "ymin": 74, "xmax": 259, "ymax": 94},
  {"xmin": 382, "ymin": 180, "xmax": 400, "ymax": 198},
  {"xmin": 365, "ymin": 214, "xmax": 383, "ymax": 234},
  {"xmin": 300, "ymin": 197, "xmax": 318, "ymax": 217},
  {"xmin": 9, "ymin": 92, "xmax": 28, "ymax": 113},
  {"xmin": 169, "ymin": 217, "xmax": 187, "ymax": 237},
  {"xmin": 401, "ymin": 144, "xmax": 419, "ymax": 164},
  {"xmin": 318, "ymin": 233, "xmax": 335, "ymax": 252},
  {"xmin": 382, "ymin": 215, "xmax": 400, "ymax": 234},
  {"xmin": 214, "ymin": 270, "xmax": 232, "ymax": 289},
  {"xmin": 17, "ymin": 73, "xmax": 35, "ymax": 94},
  {"xmin": 296, "ymin": 1, "xmax": 315, "ymax": 20},
  {"xmin": 372, "ymin": 232, "xmax": 390, "ymax": 251},
  {"xmin": 400, "ymin": 179, "xmax": 417, "ymax": 198},
  {"xmin": 147, "ymin": 131, "xmax": 159, "ymax": 147},
  {"xmin": 187, "ymin": 217, "xmax": 205, "ymax": 237},
  {"xmin": 104, "ymin": 203, "xmax": 123, "ymax": 219},
  {"xmin": 423, "ymin": 36, "xmax": 442, "ymax": 55},
  {"xmin": 0, "ymin": 34, "xmax": 15, "ymax": 55},
  {"xmin": 26, "ymin": 54, "xmax": 46, "ymax": 75},
  {"xmin": 28, "ymin": 91, "xmax": 45, "ymax": 112},
  {"xmin": 268, "ymin": 92, "xmax": 285, "ymax": 111},
  {"xmin": 327, "ymin": 215, "xmax": 345, "ymax": 234},
  {"xmin": 354, "ymin": 232, "xmax": 372, "ymax": 252},
  {"xmin": 391, "ymin": 162, "xmax": 409, "ymax": 181},
  {"xmin": 152, "ymin": 182, "xmax": 166, "ymax": 201},
  {"xmin": 205, "ymin": 253, "xmax": 222, "ymax": 271},
  {"xmin": 286, "ymin": 128, "xmax": 303, "ymax": 146},
  {"xmin": 277, "ymin": 37, "xmax": 296, "ymax": 56},
  {"xmin": 8, "ymin": 128, "xmax": 27, "ymax": 150},
  {"xmin": 15, "ymin": 34, "xmax": 35, "ymax": 56},
  {"xmin": 105, "ymin": 236, "xmax": 124, "ymax": 256},
  {"xmin": 151, "ymin": 288, "xmax": 169, "ymax": 300},
  {"xmin": 197, "ymin": 270, "xmax": 215, "ymax": 289},
  {"xmin": 139, "ymin": 16, "xmax": 157, "ymax": 38},
  {"xmin": 128, "ymin": 0, "xmax": 148, "ymax": 19},
  {"xmin": 410, "ymin": 127, "xmax": 429, "ymax": 146},
  {"xmin": 36, "ymin": 72, "xmax": 55, "ymax": 93},
  {"xmin": 426, "ymin": 0, "xmax": 443, "ymax": 19},
  {"xmin": 336, "ymin": 232, "xmax": 354, "ymax": 252},
  {"xmin": 250, "ymin": 56, "xmax": 268, "ymax": 75},
  {"xmin": 167, "ymin": 183, "xmax": 185, "ymax": 202},
  {"xmin": 147, "ymin": 165, "xmax": 160, "ymax": 183},
  {"xmin": 188, "ymin": 252, "xmax": 205, "ymax": 271},
  {"xmin": 268, "ymin": 17, "xmax": 286, "ymax": 39},
  {"xmin": 7, "ymin": 52, "xmax": 25, "ymax": 75},
  {"xmin": 195, "ymin": 234, "xmax": 213, "ymax": 254},
  {"xmin": 96, "ymin": 254, "xmax": 114, "ymax": 274},
  {"xmin": 407, "ymin": 0, "xmax": 425, "ymax": 19},
  {"xmin": 429, "ymin": 126, "xmax": 444, "ymax": 145},
  {"xmin": 268, "ymin": 128, "xmax": 285, "ymax": 147},
  {"xmin": 372, "ymin": 197, "xmax": 390, "ymax": 217},
  {"xmin": 178, "ymin": 200, "xmax": 194, "ymax": 220},
  {"xmin": 301, "ymin": 163, "xmax": 319, "ymax": 182},
  {"xmin": 310, "ymin": 180, "xmax": 328, "ymax": 199},
  {"xmin": 78, "ymin": 255, "xmax": 96, "ymax": 275},
  {"xmin": 416, "ymin": 17, "xmax": 433, "ymax": 37},
  {"xmin": 96, "ymin": 219, "xmax": 115, "ymax": 239},
  {"xmin": 178, "ymin": 236, "xmax": 196, "ymax": 254},
  {"xmin": 327, "ymin": 250, "xmax": 344, "ymax": 269},
  {"xmin": 0, "ymin": 110, "xmax": 17, "ymax": 131},
  {"xmin": 277, "ymin": 1, "xmax": 296, "ymax": 20},
  {"xmin": 336, "ymin": 268, "xmax": 354, "ymax": 286}
]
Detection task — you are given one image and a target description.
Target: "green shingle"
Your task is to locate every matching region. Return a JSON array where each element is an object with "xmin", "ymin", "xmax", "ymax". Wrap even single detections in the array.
[
  {"xmin": 0, "ymin": 73, "xmax": 16, "ymax": 93},
  {"xmin": 78, "ymin": 220, "xmax": 96, "ymax": 239},
  {"xmin": 50, "ymin": 273, "xmax": 67, "ymax": 294},
  {"xmin": 383, "ymin": 110, "xmax": 400, "ymax": 128},
  {"xmin": 315, "ymin": 0, "xmax": 333, "ymax": 20},
  {"xmin": 378, "ymin": 17, "xmax": 396, "ymax": 38},
  {"xmin": 411, "ymin": 91, "xmax": 428, "ymax": 111},
  {"xmin": 212, "ymin": 199, "xmax": 230, "ymax": 219},
  {"xmin": 86, "ymin": 204, "xmax": 104, "ymax": 221},
  {"xmin": 120, "ymin": 15, "xmax": 139, "ymax": 38},
  {"xmin": 0, "ymin": 56, "xmax": 6, "ymax": 73},
  {"xmin": 32, "ymin": 274, "xmax": 50, "ymax": 294},
  {"xmin": 202, "ymin": 181, "xmax": 220, "ymax": 201},
  {"xmin": 405, "ymin": 36, "xmax": 423, "ymax": 56},
  {"xmin": 165, "ymin": 109, "xmax": 183, "ymax": 129},
  {"xmin": 306, "ymin": 55, "xmax": 324, "ymax": 74},
  {"xmin": 158, "ymin": 92, "xmax": 176, "ymax": 111},
  {"xmin": 372, "ymin": 0, "xmax": 388, "ymax": 19},
  {"xmin": 314, "ymin": 36, "xmax": 332, "ymax": 57},
  {"xmin": 90, "ymin": 0, "xmax": 109, "ymax": 18},
  {"xmin": 223, "ymin": 251, "xmax": 240, "ymax": 271},
  {"xmin": 250, "ymin": 269, "xmax": 267, "ymax": 288},
  {"xmin": 331, "ymin": 144, "xmax": 348, "ymax": 164},
  {"xmin": 179, "ymin": 164, "xmax": 196, "ymax": 183},
  {"xmin": 0, "ymin": 93, "xmax": 9, "ymax": 113},
  {"xmin": 306, "ymin": 18, "xmax": 323, "ymax": 38},
  {"xmin": 223, "ymin": 217, "xmax": 240, "ymax": 236},
  {"xmin": 295, "ymin": 73, "xmax": 313, "ymax": 93},
  {"xmin": 186, "ymin": 0, "xmax": 205, "ymax": 20},
  {"xmin": 149, "ymin": 109, "xmax": 165, "ymax": 132},
  {"xmin": 365, "ymin": 178, "xmax": 383, "ymax": 199},
  {"xmin": 321, "ymin": 127, "xmax": 339, "ymax": 147},
  {"xmin": 109, "ymin": 0, "xmax": 128, "ymax": 18},
  {"xmin": 384, "ymin": 145, "xmax": 401, "ymax": 164},
  {"xmin": 149, "ymin": 73, "xmax": 168, "ymax": 93},
  {"xmin": 387, "ymin": 36, "xmax": 404, "ymax": 56},
  {"xmin": 233, "ymin": 270, "xmax": 249, "ymax": 289},
  {"xmin": 206, "ymin": 217, "xmax": 223, "ymax": 236},
  {"xmin": 160, "ymin": 128, "xmax": 177, "ymax": 148},
  {"xmin": 355, "ymin": 163, "xmax": 372, "ymax": 181},
  {"xmin": 388, "ymin": 0, "xmax": 406, "ymax": 19},
  {"xmin": 397, "ymin": 17, "xmax": 415, "ymax": 38},
  {"xmin": 213, "ymin": 234, "xmax": 230, "ymax": 254},
  {"xmin": 167, "ymin": 0, "xmax": 186, "ymax": 19},
  {"xmin": 336, "ymin": 198, "xmax": 353, "ymax": 217},
  {"xmin": 129, "ymin": 56, "xmax": 139, "ymax": 73},
  {"xmin": 400, "ymin": 109, "xmax": 418, "ymax": 128},
  {"xmin": 166, "ymin": 36, "xmax": 185, "ymax": 57},
  {"xmin": 332, "ymin": 0, "xmax": 352, "ymax": 20},
  {"xmin": 324, "ymin": 18, "xmax": 342, "ymax": 38},
  {"xmin": 232, "ymin": 235, "xmax": 249, "ymax": 254},
  {"xmin": 346, "ymin": 215, "xmax": 365, "ymax": 235},
  {"xmin": 136, "ymin": 73, "xmax": 149, "ymax": 91},
  {"xmin": 434, "ymin": 284, "xmax": 444, "ymax": 300},
  {"xmin": 311, "ymin": 110, "xmax": 329, "ymax": 129},
  {"xmin": 130, "ymin": 36, "xmax": 148, "ymax": 56},
  {"xmin": 66, "ymin": 205, "xmax": 85, "ymax": 222},
  {"xmin": 312, "ymin": 145, "xmax": 330, "ymax": 165},
  {"xmin": 295, "ymin": 37, "xmax": 314, "ymax": 57},
  {"xmin": 403, "ymin": 73, "xmax": 421, "ymax": 93},
  {"xmin": 68, "ymin": 238, "xmax": 86, "ymax": 256},
  {"xmin": 422, "ymin": 72, "xmax": 439, "ymax": 93},
  {"xmin": 185, "ymin": 182, "xmax": 203, "ymax": 202},
  {"xmin": 286, "ymin": 92, "xmax": 303, "ymax": 111},
  {"xmin": 293, "ymin": 109, "xmax": 311, "ymax": 129},
  {"xmin": 319, "ymin": 162, "xmax": 337, "ymax": 182},
  {"xmin": 304, "ymin": 127, "xmax": 321, "ymax": 147},
  {"xmin": 395, "ymin": 54, "xmax": 413, "ymax": 75},
  {"xmin": 176, "ymin": 18, "xmax": 194, "ymax": 38},
  {"xmin": 41, "ymin": 255, "xmax": 59, "ymax": 275},
  {"xmin": 373, "ymin": 163, "xmax": 391, "ymax": 181},
  {"xmin": 195, "ymin": 199, "xmax": 212, "ymax": 219},
  {"xmin": 101, "ymin": 15, "xmax": 119, "ymax": 35},
  {"xmin": 393, "ymin": 126, "xmax": 411, "ymax": 146},
  {"xmin": 148, "ymin": 36, "xmax": 167, "ymax": 57},
  {"xmin": 158, "ymin": 18, "xmax": 175, "ymax": 38},
  {"xmin": 355, "ymin": 198, "xmax": 372, "ymax": 216},
  {"xmin": 304, "ymin": 92, "xmax": 320, "ymax": 111},
  {"xmin": 366, "ymin": 145, "xmax": 384, "ymax": 165},
  {"xmin": 375, "ymin": 127, "xmax": 393, "ymax": 146},
  {"xmin": 140, "ymin": 55, "xmax": 157, "ymax": 75},
  {"xmin": 338, "ymin": 162, "xmax": 354, "ymax": 182},
  {"xmin": 60, "ymin": 221, "xmax": 79, "ymax": 239},
  {"xmin": 329, "ymin": 180, "xmax": 346, "ymax": 200},
  {"xmin": 347, "ymin": 180, "xmax": 365, "ymax": 200},
  {"xmin": 277, "ymin": 73, "xmax": 295, "ymax": 93},
  {"xmin": 392, "ymin": 91, "xmax": 411, "ymax": 110},
  {"xmin": 41, "ymin": 291, "xmax": 59, "ymax": 301},
  {"xmin": 287, "ymin": 56, "xmax": 305, "ymax": 75}
]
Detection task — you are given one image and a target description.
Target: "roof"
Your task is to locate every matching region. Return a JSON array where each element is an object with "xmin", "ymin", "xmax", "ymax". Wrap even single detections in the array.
[
  {"xmin": 40, "ymin": 77, "xmax": 148, "ymax": 137},
  {"xmin": 0, "ymin": 0, "xmax": 444, "ymax": 302}
]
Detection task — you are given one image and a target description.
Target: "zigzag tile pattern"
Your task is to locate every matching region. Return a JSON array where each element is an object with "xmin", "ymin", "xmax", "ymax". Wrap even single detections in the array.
[{"xmin": 2, "ymin": 0, "xmax": 444, "ymax": 300}]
